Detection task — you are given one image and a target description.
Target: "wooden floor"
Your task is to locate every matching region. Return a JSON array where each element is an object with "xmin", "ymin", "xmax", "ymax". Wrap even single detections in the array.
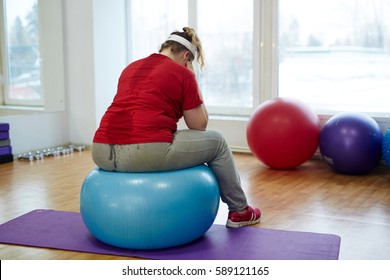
[{"xmin": 1, "ymin": 150, "xmax": 390, "ymax": 260}]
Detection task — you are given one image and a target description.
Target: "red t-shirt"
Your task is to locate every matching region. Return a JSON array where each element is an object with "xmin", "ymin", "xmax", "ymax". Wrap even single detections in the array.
[{"xmin": 93, "ymin": 54, "xmax": 203, "ymax": 144}]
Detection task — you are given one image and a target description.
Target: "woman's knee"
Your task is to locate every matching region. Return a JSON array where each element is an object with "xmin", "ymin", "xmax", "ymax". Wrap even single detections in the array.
[
  {"xmin": 206, "ymin": 130, "xmax": 229, "ymax": 149},
  {"xmin": 206, "ymin": 129, "xmax": 225, "ymax": 140}
]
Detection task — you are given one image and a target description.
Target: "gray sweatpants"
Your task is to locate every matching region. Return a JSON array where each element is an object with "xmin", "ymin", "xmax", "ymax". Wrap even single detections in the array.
[{"xmin": 92, "ymin": 129, "xmax": 248, "ymax": 212}]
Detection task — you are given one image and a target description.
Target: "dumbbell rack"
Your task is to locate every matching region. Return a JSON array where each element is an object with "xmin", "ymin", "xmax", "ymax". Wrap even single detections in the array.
[{"xmin": 17, "ymin": 145, "xmax": 85, "ymax": 161}]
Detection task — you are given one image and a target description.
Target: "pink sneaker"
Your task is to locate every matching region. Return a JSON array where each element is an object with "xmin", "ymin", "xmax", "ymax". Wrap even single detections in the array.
[{"xmin": 226, "ymin": 206, "xmax": 261, "ymax": 228}]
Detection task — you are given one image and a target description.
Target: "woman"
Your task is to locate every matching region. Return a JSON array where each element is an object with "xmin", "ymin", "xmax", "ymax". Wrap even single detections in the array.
[{"xmin": 92, "ymin": 27, "xmax": 261, "ymax": 228}]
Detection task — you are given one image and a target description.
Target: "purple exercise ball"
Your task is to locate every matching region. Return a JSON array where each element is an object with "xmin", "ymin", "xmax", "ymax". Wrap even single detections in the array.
[{"xmin": 319, "ymin": 112, "xmax": 382, "ymax": 175}]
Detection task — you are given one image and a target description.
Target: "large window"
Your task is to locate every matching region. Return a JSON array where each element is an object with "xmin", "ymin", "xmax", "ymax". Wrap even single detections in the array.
[
  {"xmin": 126, "ymin": 0, "xmax": 390, "ymax": 118},
  {"xmin": 197, "ymin": 0, "xmax": 253, "ymax": 112},
  {"xmin": 278, "ymin": 0, "xmax": 390, "ymax": 114},
  {"xmin": 1, "ymin": 0, "xmax": 65, "ymax": 113},
  {"xmin": 127, "ymin": 0, "xmax": 188, "ymax": 61},
  {"xmin": 2, "ymin": 0, "xmax": 42, "ymax": 106},
  {"xmin": 127, "ymin": 0, "xmax": 254, "ymax": 116}
]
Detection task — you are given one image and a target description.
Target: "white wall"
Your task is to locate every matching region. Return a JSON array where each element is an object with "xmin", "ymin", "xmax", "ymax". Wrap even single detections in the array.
[
  {"xmin": 0, "ymin": 112, "xmax": 69, "ymax": 155},
  {"xmin": 92, "ymin": 0, "xmax": 127, "ymax": 124},
  {"xmin": 65, "ymin": 0, "xmax": 128, "ymax": 146},
  {"xmin": 63, "ymin": 0, "xmax": 97, "ymax": 146}
]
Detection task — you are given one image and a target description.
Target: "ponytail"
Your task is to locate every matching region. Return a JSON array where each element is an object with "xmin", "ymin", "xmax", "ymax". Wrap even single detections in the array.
[{"xmin": 182, "ymin": 27, "xmax": 205, "ymax": 70}]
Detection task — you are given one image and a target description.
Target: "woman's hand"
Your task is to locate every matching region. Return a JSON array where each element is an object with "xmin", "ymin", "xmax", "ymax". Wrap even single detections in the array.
[{"xmin": 183, "ymin": 59, "xmax": 209, "ymax": 131}]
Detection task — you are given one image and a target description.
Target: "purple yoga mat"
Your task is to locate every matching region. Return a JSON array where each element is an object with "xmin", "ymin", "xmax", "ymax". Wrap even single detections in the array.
[
  {"xmin": 0, "ymin": 146, "xmax": 12, "ymax": 156},
  {"xmin": 0, "ymin": 131, "xmax": 9, "ymax": 140},
  {"xmin": 0, "ymin": 154, "xmax": 13, "ymax": 164},
  {"xmin": 0, "ymin": 210, "xmax": 341, "ymax": 260},
  {"xmin": 0, "ymin": 123, "xmax": 9, "ymax": 132}
]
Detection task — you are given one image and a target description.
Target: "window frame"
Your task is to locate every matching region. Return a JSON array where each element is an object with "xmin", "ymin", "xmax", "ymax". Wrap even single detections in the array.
[
  {"xmin": 1, "ymin": 0, "xmax": 43, "ymax": 107},
  {"xmin": 0, "ymin": 0, "xmax": 65, "ymax": 113},
  {"xmin": 125, "ymin": 0, "xmax": 389, "ymax": 120}
]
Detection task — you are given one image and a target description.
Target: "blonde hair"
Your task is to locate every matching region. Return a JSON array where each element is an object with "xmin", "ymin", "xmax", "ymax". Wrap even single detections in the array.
[{"xmin": 159, "ymin": 27, "xmax": 205, "ymax": 70}]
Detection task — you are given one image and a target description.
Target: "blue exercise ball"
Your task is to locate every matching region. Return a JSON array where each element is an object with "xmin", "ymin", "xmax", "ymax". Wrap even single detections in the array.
[
  {"xmin": 382, "ymin": 129, "xmax": 390, "ymax": 168},
  {"xmin": 320, "ymin": 112, "xmax": 382, "ymax": 175},
  {"xmin": 80, "ymin": 165, "xmax": 220, "ymax": 249}
]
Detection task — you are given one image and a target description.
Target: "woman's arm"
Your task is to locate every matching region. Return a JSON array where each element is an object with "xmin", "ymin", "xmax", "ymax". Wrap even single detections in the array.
[
  {"xmin": 183, "ymin": 61, "xmax": 209, "ymax": 131},
  {"xmin": 183, "ymin": 104, "xmax": 208, "ymax": 131}
]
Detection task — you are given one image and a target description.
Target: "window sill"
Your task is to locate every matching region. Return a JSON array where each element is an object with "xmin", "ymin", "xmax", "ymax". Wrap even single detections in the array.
[
  {"xmin": 209, "ymin": 114, "xmax": 249, "ymax": 122},
  {"xmin": 0, "ymin": 106, "xmax": 44, "ymax": 117}
]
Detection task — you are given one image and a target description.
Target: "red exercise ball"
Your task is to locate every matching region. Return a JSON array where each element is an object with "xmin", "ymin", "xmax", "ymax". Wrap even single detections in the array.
[{"xmin": 247, "ymin": 98, "xmax": 320, "ymax": 169}]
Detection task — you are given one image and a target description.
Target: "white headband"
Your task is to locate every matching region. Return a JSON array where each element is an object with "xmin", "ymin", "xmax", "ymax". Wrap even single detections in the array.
[{"xmin": 167, "ymin": 34, "xmax": 196, "ymax": 57}]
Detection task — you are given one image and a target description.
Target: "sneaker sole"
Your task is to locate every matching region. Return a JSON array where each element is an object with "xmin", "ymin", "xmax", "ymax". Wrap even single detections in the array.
[{"xmin": 226, "ymin": 216, "xmax": 262, "ymax": 228}]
